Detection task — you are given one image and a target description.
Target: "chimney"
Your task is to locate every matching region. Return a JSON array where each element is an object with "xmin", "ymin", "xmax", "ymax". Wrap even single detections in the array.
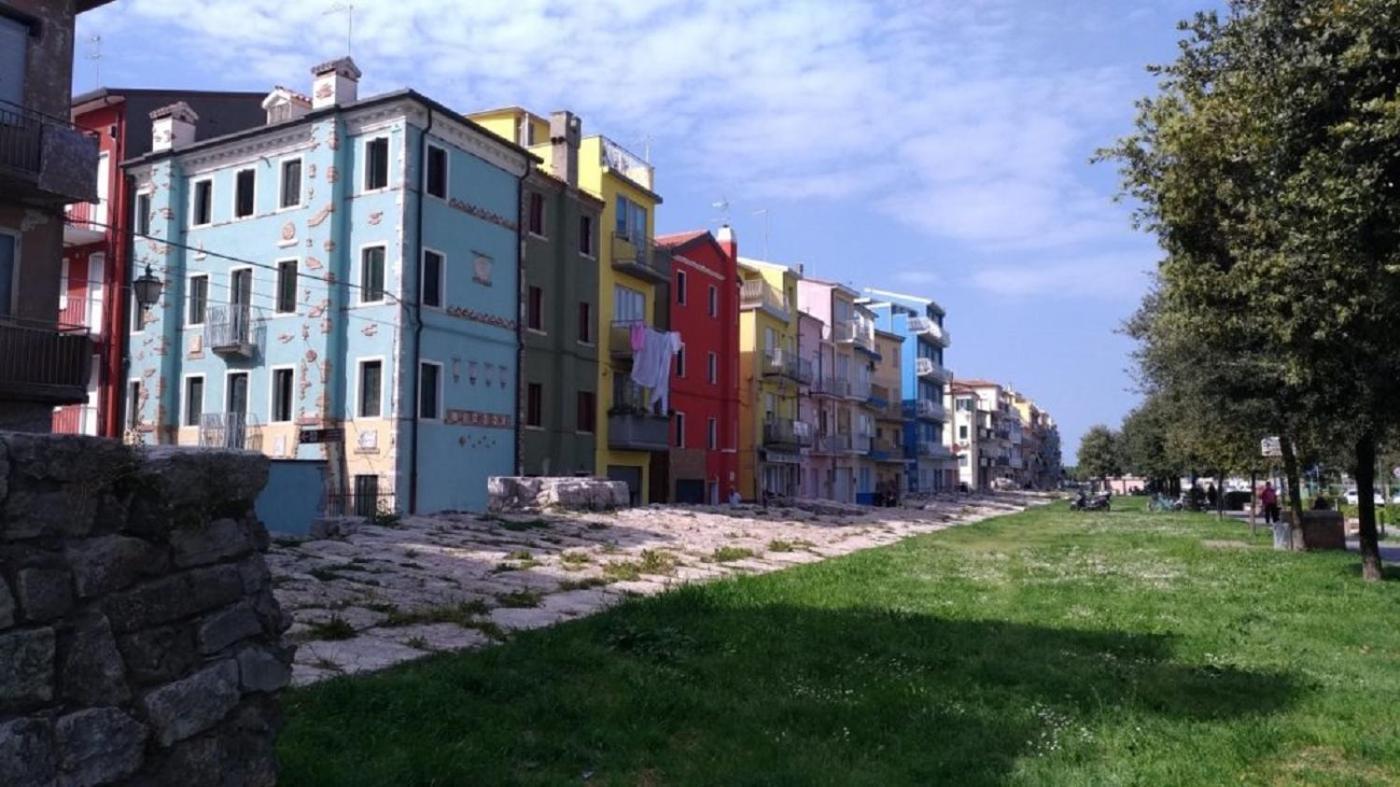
[
  {"xmin": 717, "ymin": 224, "xmax": 737, "ymax": 263},
  {"xmin": 548, "ymin": 111, "xmax": 581, "ymax": 188},
  {"xmin": 310, "ymin": 56, "xmax": 361, "ymax": 110},
  {"xmin": 262, "ymin": 86, "xmax": 312, "ymax": 125},
  {"xmin": 149, "ymin": 102, "xmax": 198, "ymax": 152}
]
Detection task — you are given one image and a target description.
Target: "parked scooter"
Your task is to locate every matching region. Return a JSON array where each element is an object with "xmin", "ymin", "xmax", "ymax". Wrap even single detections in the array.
[{"xmin": 1070, "ymin": 491, "xmax": 1112, "ymax": 511}]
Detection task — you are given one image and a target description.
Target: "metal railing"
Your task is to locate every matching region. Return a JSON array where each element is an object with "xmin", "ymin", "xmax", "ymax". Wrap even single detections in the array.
[
  {"xmin": 611, "ymin": 233, "xmax": 670, "ymax": 280},
  {"xmin": 325, "ymin": 479, "xmax": 397, "ymax": 519},
  {"xmin": 915, "ymin": 357, "xmax": 952, "ymax": 382},
  {"xmin": 833, "ymin": 320, "xmax": 857, "ymax": 344},
  {"xmin": 915, "ymin": 398, "xmax": 947, "ymax": 421},
  {"xmin": 907, "ymin": 316, "xmax": 951, "ymax": 346},
  {"xmin": 763, "ymin": 417, "xmax": 812, "ymax": 447},
  {"xmin": 205, "ymin": 304, "xmax": 255, "ymax": 355},
  {"xmin": 848, "ymin": 377, "xmax": 871, "ymax": 400},
  {"xmin": 918, "ymin": 441, "xmax": 951, "ymax": 459},
  {"xmin": 0, "ymin": 319, "xmax": 92, "ymax": 403},
  {"xmin": 52, "ymin": 405, "xmax": 100, "ymax": 435},
  {"xmin": 198, "ymin": 412, "xmax": 263, "ymax": 451},
  {"xmin": 812, "ymin": 376, "xmax": 848, "ymax": 398},
  {"xmin": 869, "ymin": 383, "xmax": 891, "ymax": 407},
  {"xmin": 609, "ymin": 319, "xmax": 648, "ymax": 359},
  {"xmin": 760, "ymin": 348, "xmax": 811, "ymax": 383},
  {"xmin": 849, "ymin": 433, "xmax": 873, "ymax": 453},
  {"xmin": 0, "ymin": 100, "xmax": 45, "ymax": 176},
  {"xmin": 871, "ymin": 437, "xmax": 900, "ymax": 459},
  {"xmin": 599, "ymin": 136, "xmax": 654, "ymax": 190},
  {"xmin": 0, "ymin": 99, "xmax": 100, "ymax": 201},
  {"xmin": 740, "ymin": 280, "xmax": 789, "ymax": 317}
]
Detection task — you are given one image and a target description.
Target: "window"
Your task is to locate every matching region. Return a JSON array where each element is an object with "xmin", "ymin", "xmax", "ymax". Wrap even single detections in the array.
[
  {"xmin": 528, "ymin": 192, "xmax": 545, "ymax": 236},
  {"xmin": 0, "ymin": 17, "xmax": 27, "ymax": 108},
  {"xmin": 183, "ymin": 376, "xmax": 204, "ymax": 427},
  {"xmin": 425, "ymin": 143, "xmax": 448, "ymax": 199},
  {"xmin": 280, "ymin": 159, "xmax": 302, "ymax": 209},
  {"xmin": 192, "ymin": 179, "xmax": 212, "ymax": 226},
  {"xmin": 708, "ymin": 352, "xmax": 717, "ymax": 384},
  {"xmin": 708, "ymin": 285, "xmax": 717, "ymax": 317},
  {"xmin": 275, "ymin": 260, "xmax": 297, "ymax": 314},
  {"xmin": 360, "ymin": 246, "xmax": 385, "ymax": 303},
  {"xmin": 674, "ymin": 411, "xmax": 685, "ymax": 448},
  {"xmin": 527, "ymin": 286, "xmax": 543, "ymax": 331},
  {"xmin": 676, "ymin": 347, "xmax": 686, "ymax": 378},
  {"xmin": 577, "ymin": 302, "xmax": 593, "ymax": 343},
  {"xmin": 579, "ymin": 215, "xmax": 594, "ymax": 256},
  {"xmin": 126, "ymin": 381, "xmax": 141, "ymax": 429},
  {"xmin": 59, "ymin": 258, "xmax": 69, "ymax": 310},
  {"xmin": 365, "ymin": 137, "xmax": 389, "ymax": 190},
  {"xmin": 959, "ymin": 425, "xmax": 968, "ymax": 440},
  {"xmin": 419, "ymin": 361, "xmax": 441, "ymax": 420},
  {"xmin": 94, "ymin": 153, "xmax": 110, "ymax": 228},
  {"xmin": 526, "ymin": 383, "xmax": 543, "ymax": 428},
  {"xmin": 615, "ymin": 195, "xmax": 646, "ymax": 240},
  {"xmin": 675, "ymin": 270, "xmax": 687, "ymax": 305},
  {"xmin": 358, "ymin": 360, "xmax": 382, "ymax": 418},
  {"xmin": 576, "ymin": 391, "xmax": 596, "ymax": 433},
  {"xmin": 135, "ymin": 193, "xmax": 151, "ymax": 236},
  {"xmin": 352, "ymin": 475, "xmax": 380, "ymax": 517},
  {"xmin": 234, "ymin": 168, "xmax": 255, "ymax": 218},
  {"xmin": 182, "ymin": 274, "xmax": 207, "ymax": 326},
  {"xmin": 129, "ymin": 291, "xmax": 147, "ymax": 333},
  {"xmin": 230, "ymin": 268, "xmax": 252, "ymax": 308},
  {"xmin": 421, "ymin": 249, "xmax": 443, "ymax": 308},
  {"xmin": 271, "ymin": 368, "xmax": 294, "ymax": 422},
  {"xmin": 0, "ymin": 232, "xmax": 12, "ymax": 319},
  {"xmin": 708, "ymin": 417, "xmax": 718, "ymax": 450},
  {"xmin": 613, "ymin": 285, "xmax": 645, "ymax": 322}
]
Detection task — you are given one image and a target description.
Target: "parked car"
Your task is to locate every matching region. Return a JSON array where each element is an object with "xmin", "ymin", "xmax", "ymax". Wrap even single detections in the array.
[{"xmin": 1343, "ymin": 488, "xmax": 1386, "ymax": 506}]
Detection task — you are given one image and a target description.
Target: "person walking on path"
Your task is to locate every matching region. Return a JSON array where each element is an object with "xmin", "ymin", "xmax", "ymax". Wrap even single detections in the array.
[{"xmin": 1260, "ymin": 481, "xmax": 1280, "ymax": 524}]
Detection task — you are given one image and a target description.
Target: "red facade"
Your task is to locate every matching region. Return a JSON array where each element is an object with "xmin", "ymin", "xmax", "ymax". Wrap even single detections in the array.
[{"xmin": 659, "ymin": 228, "xmax": 740, "ymax": 504}]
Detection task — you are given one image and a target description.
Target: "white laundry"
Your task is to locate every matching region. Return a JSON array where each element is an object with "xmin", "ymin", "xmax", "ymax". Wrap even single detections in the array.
[{"xmin": 630, "ymin": 328, "xmax": 683, "ymax": 412}]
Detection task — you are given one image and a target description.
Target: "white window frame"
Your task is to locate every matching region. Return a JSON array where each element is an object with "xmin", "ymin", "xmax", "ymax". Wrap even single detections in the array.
[
  {"xmin": 268, "ymin": 365, "xmax": 296, "ymax": 423},
  {"xmin": 129, "ymin": 289, "xmax": 145, "ymax": 335},
  {"xmin": 579, "ymin": 214, "xmax": 595, "ymax": 259},
  {"xmin": 228, "ymin": 265, "xmax": 254, "ymax": 310},
  {"xmin": 190, "ymin": 177, "xmax": 214, "ymax": 227},
  {"xmin": 355, "ymin": 356, "xmax": 385, "ymax": 419},
  {"xmin": 675, "ymin": 410, "xmax": 685, "ymax": 448},
  {"xmin": 363, "ymin": 136, "xmax": 390, "ymax": 193},
  {"xmin": 134, "ymin": 190, "xmax": 153, "ymax": 236},
  {"xmin": 277, "ymin": 155, "xmax": 304, "ymax": 211},
  {"xmin": 126, "ymin": 378, "xmax": 142, "ymax": 430},
  {"xmin": 225, "ymin": 370, "xmax": 250, "ymax": 417},
  {"xmin": 232, "ymin": 166, "xmax": 256, "ymax": 220},
  {"xmin": 358, "ymin": 243, "xmax": 388, "ymax": 304},
  {"xmin": 420, "ymin": 247, "xmax": 445, "ymax": 310},
  {"xmin": 181, "ymin": 373, "xmax": 205, "ymax": 427},
  {"xmin": 424, "ymin": 141, "xmax": 449, "ymax": 201},
  {"xmin": 85, "ymin": 253, "xmax": 105, "ymax": 336},
  {"xmin": 93, "ymin": 152, "xmax": 111, "ymax": 228},
  {"xmin": 59, "ymin": 258, "xmax": 69, "ymax": 310},
  {"xmin": 527, "ymin": 191, "xmax": 547, "ymax": 239},
  {"xmin": 708, "ymin": 417, "xmax": 718, "ymax": 450},
  {"xmin": 274, "ymin": 258, "xmax": 298, "ymax": 315},
  {"xmin": 418, "ymin": 359, "xmax": 443, "ymax": 421},
  {"xmin": 708, "ymin": 351, "xmax": 717, "ymax": 384},
  {"xmin": 187, "ymin": 273, "xmax": 209, "ymax": 326}
]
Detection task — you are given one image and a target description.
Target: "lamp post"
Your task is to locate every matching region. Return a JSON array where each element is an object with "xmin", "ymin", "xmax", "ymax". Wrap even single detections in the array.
[{"xmin": 132, "ymin": 264, "xmax": 162, "ymax": 312}]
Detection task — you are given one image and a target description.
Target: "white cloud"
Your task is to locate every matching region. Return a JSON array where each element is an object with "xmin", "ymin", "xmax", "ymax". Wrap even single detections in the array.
[{"xmin": 967, "ymin": 253, "xmax": 1155, "ymax": 300}]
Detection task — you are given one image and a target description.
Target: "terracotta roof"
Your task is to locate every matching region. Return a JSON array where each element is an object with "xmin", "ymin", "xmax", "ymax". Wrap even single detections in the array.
[
  {"xmin": 956, "ymin": 378, "xmax": 1003, "ymax": 389},
  {"xmin": 655, "ymin": 230, "xmax": 710, "ymax": 248}
]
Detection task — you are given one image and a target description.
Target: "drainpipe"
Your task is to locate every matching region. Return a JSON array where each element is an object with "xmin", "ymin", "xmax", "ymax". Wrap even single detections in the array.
[
  {"xmin": 408, "ymin": 109, "xmax": 434, "ymax": 514},
  {"xmin": 513, "ymin": 179, "xmax": 524, "ymax": 476}
]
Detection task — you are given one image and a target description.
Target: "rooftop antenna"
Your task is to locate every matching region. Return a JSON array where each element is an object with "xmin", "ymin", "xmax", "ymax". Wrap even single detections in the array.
[
  {"xmin": 325, "ymin": 2, "xmax": 355, "ymax": 57},
  {"xmin": 637, "ymin": 132, "xmax": 653, "ymax": 162},
  {"xmin": 752, "ymin": 208, "xmax": 769, "ymax": 261},
  {"xmin": 85, "ymin": 34, "xmax": 102, "ymax": 90},
  {"xmin": 711, "ymin": 196, "xmax": 730, "ymax": 225}
]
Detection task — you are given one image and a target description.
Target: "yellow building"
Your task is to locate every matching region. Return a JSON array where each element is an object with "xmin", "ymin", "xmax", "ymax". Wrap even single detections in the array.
[
  {"xmin": 469, "ymin": 107, "xmax": 669, "ymax": 503},
  {"xmin": 737, "ymin": 257, "xmax": 802, "ymax": 499},
  {"xmin": 871, "ymin": 328, "xmax": 906, "ymax": 499}
]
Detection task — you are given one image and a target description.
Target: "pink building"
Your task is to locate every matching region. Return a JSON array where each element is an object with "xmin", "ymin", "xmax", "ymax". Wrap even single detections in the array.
[{"xmin": 797, "ymin": 310, "xmax": 830, "ymax": 499}]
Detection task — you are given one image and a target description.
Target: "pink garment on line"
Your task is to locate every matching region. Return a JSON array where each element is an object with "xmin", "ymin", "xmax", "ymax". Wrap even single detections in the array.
[{"xmin": 630, "ymin": 321, "xmax": 645, "ymax": 353}]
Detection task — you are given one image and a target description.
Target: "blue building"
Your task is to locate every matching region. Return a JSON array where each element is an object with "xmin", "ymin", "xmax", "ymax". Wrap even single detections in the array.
[
  {"xmin": 865, "ymin": 290, "xmax": 955, "ymax": 493},
  {"xmin": 122, "ymin": 59, "xmax": 532, "ymax": 514}
]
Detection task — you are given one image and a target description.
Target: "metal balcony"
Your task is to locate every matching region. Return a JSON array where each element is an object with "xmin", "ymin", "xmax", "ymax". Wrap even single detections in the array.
[
  {"xmin": 760, "ymin": 348, "xmax": 811, "ymax": 383},
  {"xmin": 0, "ymin": 100, "xmax": 100, "ymax": 205},
  {"xmin": 915, "ymin": 357, "xmax": 953, "ymax": 383},
  {"xmin": 205, "ymin": 305, "xmax": 257, "ymax": 358},
  {"xmin": 740, "ymin": 280, "xmax": 790, "ymax": 321},
  {"xmin": 609, "ymin": 319, "xmax": 649, "ymax": 360},
  {"xmin": 869, "ymin": 437, "xmax": 902, "ymax": 462},
  {"xmin": 917, "ymin": 441, "xmax": 952, "ymax": 459},
  {"xmin": 915, "ymin": 398, "xmax": 947, "ymax": 422},
  {"xmin": 762, "ymin": 418, "xmax": 812, "ymax": 449},
  {"xmin": 611, "ymin": 233, "xmax": 670, "ymax": 283},
  {"xmin": 199, "ymin": 412, "xmax": 263, "ymax": 451},
  {"xmin": 849, "ymin": 433, "xmax": 872, "ymax": 454},
  {"xmin": 847, "ymin": 378, "xmax": 871, "ymax": 401},
  {"xmin": 868, "ymin": 383, "xmax": 891, "ymax": 410},
  {"xmin": 811, "ymin": 376, "xmax": 848, "ymax": 398},
  {"xmin": 608, "ymin": 379, "xmax": 669, "ymax": 451},
  {"xmin": 0, "ymin": 320, "xmax": 92, "ymax": 405},
  {"xmin": 907, "ymin": 316, "xmax": 951, "ymax": 347}
]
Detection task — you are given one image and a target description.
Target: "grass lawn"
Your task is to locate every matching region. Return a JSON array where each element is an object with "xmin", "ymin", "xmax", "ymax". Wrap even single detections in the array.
[{"xmin": 279, "ymin": 501, "xmax": 1400, "ymax": 785}]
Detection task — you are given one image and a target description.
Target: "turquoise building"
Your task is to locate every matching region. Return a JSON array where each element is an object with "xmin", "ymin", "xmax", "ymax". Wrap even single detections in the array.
[
  {"xmin": 122, "ymin": 59, "xmax": 532, "ymax": 514},
  {"xmin": 865, "ymin": 290, "xmax": 956, "ymax": 493}
]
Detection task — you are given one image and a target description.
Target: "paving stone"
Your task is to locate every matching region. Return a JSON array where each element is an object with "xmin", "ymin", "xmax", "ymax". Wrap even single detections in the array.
[{"xmin": 296, "ymin": 635, "xmax": 426, "ymax": 676}]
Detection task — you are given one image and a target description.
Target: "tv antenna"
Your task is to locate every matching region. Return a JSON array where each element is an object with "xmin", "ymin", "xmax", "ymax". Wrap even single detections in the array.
[
  {"xmin": 325, "ymin": 3, "xmax": 355, "ymax": 57},
  {"xmin": 752, "ymin": 207, "xmax": 770, "ymax": 260},
  {"xmin": 711, "ymin": 196, "xmax": 730, "ymax": 224},
  {"xmin": 85, "ymin": 34, "xmax": 102, "ymax": 89}
]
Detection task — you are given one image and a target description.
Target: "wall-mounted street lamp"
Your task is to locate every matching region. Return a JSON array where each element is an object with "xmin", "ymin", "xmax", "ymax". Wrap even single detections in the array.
[{"xmin": 132, "ymin": 264, "xmax": 163, "ymax": 311}]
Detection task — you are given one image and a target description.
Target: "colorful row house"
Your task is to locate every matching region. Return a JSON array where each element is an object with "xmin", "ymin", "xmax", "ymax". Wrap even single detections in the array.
[
  {"xmin": 123, "ymin": 59, "xmax": 531, "ymax": 514},
  {"xmin": 738, "ymin": 256, "xmax": 804, "ymax": 499}
]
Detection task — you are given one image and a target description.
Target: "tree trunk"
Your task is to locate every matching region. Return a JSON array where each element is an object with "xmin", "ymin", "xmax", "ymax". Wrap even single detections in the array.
[
  {"xmin": 1280, "ymin": 431, "xmax": 1306, "ymax": 550},
  {"xmin": 1355, "ymin": 432, "xmax": 1384, "ymax": 581}
]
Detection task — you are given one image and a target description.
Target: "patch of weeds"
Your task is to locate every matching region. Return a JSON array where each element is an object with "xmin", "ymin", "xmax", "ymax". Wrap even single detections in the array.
[
  {"xmin": 586, "ymin": 522, "xmax": 610, "ymax": 530},
  {"xmin": 382, "ymin": 599, "xmax": 493, "ymax": 628},
  {"xmin": 792, "ymin": 538, "xmax": 818, "ymax": 550},
  {"xmin": 362, "ymin": 602, "xmax": 399, "ymax": 615},
  {"xmin": 506, "ymin": 549, "xmax": 534, "ymax": 561},
  {"xmin": 558, "ymin": 576, "xmax": 611, "ymax": 591},
  {"xmin": 496, "ymin": 590, "xmax": 543, "ymax": 608},
  {"xmin": 602, "ymin": 561, "xmax": 642, "ymax": 581},
  {"xmin": 768, "ymin": 539, "xmax": 795, "ymax": 552},
  {"xmin": 561, "ymin": 551, "xmax": 591, "ymax": 565},
  {"xmin": 606, "ymin": 621, "xmax": 696, "ymax": 663},
  {"xmin": 599, "ymin": 542, "xmax": 622, "ymax": 554},
  {"xmin": 464, "ymin": 619, "xmax": 508, "ymax": 641},
  {"xmin": 707, "ymin": 546, "xmax": 755, "ymax": 563},
  {"xmin": 312, "ymin": 657, "xmax": 342, "ymax": 672},
  {"xmin": 603, "ymin": 549, "xmax": 678, "ymax": 581},
  {"xmin": 307, "ymin": 616, "xmax": 357, "ymax": 641},
  {"xmin": 500, "ymin": 518, "xmax": 551, "ymax": 532},
  {"xmin": 493, "ymin": 558, "xmax": 539, "ymax": 573},
  {"xmin": 405, "ymin": 636, "xmax": 430, "ymax": 650},
  {"xmin": 309, "ymin": 563, "xmax": 357, "ymax": 582}
]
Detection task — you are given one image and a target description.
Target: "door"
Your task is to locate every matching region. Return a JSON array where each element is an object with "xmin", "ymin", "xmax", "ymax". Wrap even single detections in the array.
[
  {"xmin": 607, "ymin": 465, "xmax": 643, "ymax": 506},
  {"xmin": 226, "ymin": 372, "xmax": 249, "ymax": 448},
  {"xmin": 674, "ymin": 479, "xmax": 705, "ymax": 504},
  {"xmin": 86, "ymin": 253, "xmax": 104, "ymax": 335},
  {"xmin": 0, "ymin": 232, "xmax": 15, "ymax": 318},
  {"xmin": 834, "ymin": 467, "xmax": 852, "ymax": 503}
]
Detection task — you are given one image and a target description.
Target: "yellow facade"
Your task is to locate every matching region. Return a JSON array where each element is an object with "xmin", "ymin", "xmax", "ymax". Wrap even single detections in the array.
[{"xmin": 737, "ymin": 259, "xmax": 800, "ymax": 499}]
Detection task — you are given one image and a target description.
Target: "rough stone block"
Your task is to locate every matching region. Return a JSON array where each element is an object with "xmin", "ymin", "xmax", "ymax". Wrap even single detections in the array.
[
  {"xmin": 236, "ymin": 555, "xmax": 271, "ymax": 595},
  {"xmin": 170, "ymin": 518, "xmax": 252, "ymax": 568},
  {"xmin": 0, "ymin": 716, "xmax": 56, "ymax": 786},
  {"xmin": 2, "ymin": 486, "xmax": 100, "ymax": 541},
  {"xmin": 132, "ymin": 447, "xmax": 269, "ymax": 516},
  {"xmin": 115, "ymin": 623, "xmax": 197, "ymax": 687},
  {"xmin": 0, "ymin": 626, "xmax": 55, "ymax": 709},
  {"xmin": 57, "ymin": 612, "xmax": 129, "ymax": 706},
  {"xmin": 65, "ymin": 535, "xmax": 170, "ymax": 597},
  {"xmin": 488, "ymin": 476, "xmax": 630, "ymax": 512},
  {"xmin": 250, "ymin": 586, "xmax": 293, "ymax": 635},
  {"xmin": 15, "ymin": 566, "xmax": 75, "ymax": 622},
  {"xmin": 197, "ymin": 603, "xmax": 262, "ymax": 654},
  {"xmin": 237, "ymin": 645, "xmax": 292, "ymax": 692},
  {"xmin": 140, "ymin": 659, "xmax": 241, "ymax": 746},
  {"xmin": 243, "ymin": 513, "xmax": 271, "ymax": 553},
  {"xmin": 309, "ymin": 516, "xmax": 360, "ymax": 540},
  {"xmin": 55, "ymin": 707, "xmax": 147, "ymax": 787},
  {"xmin": 103, "ymin": 564, "xmax": 244, "ymax": 633},
  {"xmin": 0, "ymin": 576, "xmax": 13, "ymax": 629}
]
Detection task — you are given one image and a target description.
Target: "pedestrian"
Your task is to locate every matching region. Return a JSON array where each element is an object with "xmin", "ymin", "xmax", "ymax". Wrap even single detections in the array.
[
  {"xmin": 1207, "ymin": 483, "xmax": 1218, "ymax": 509},
  {"xmin": 1260, "ymin": 481, "xmax": 1280, "ymax": 524}
]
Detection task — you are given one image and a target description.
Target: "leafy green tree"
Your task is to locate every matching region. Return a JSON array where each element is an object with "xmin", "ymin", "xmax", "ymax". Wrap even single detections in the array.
[{"xmin": 1076, "ymin": 425, "xmax": 1122, "ymax": 488}]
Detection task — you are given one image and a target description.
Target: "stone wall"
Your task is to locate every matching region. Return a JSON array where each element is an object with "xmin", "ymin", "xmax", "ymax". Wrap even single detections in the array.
[
  {"xmin": 0, "ymin": 433, "xmax": 293, "ymax": 786},
  {"xmin": 487, "ymin": 476, "xmax": 630, "ymax": 512}
]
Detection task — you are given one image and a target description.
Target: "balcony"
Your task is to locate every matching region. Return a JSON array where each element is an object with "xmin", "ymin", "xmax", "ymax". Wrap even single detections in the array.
[
  {"xmin": 847, "ymin": 377, "xmax": 871, "ymax": 401},
  {"xmin": 63, "ymin": 201, "xmax": 107, "ymax": 247},
  {"xmin": 915, "ymin": 357, "xmax": 953, "ymax": 383},
  {"xmin": 0, "ymin": 100, "xmax": 100, "ymax": 206},
  {"xmin": 917, "ymin": 441, "xmax": 952, "ymax": 460},
  {"xmin": 915, "ymin": 398, "xmax": 947, "ymax": 421},
  {"xmin": 0, "ymin": 320, "xmax": 92, "ymax": 405},
  {"xmin": 198, "ymin": 412, "xmax": 263, "ymax": 451},
  {"xmin": 760, "ymin": 348, "xmax": 811, "ymax": 383},
  {"xmin": 608, "ymin": 319, "xmax": 649, "ymax": 360},
  {"xmin": 811, "ymin": 376, "xmax": 848, "ymax": 398},
  {"xmin": 907, "ymin": 316, "xmax": 951, "ymax": 347},
  {"xmin": 868, "ymin": 383, "xmax": 891, "ymax": 410},
  {"xmin": 611, "ymin": 233, "xmax": 670, "ymax": 283},
  {"xmin": 205, "ymin": 305, "xmax": 257, "ymax": 358},
  {"xmin": 849, "ymin": 433, "xmax": 872, "ymax": 454},
  {"xmin": 608, "ymin": 380, "xmax": 669, "ymax": 451},
  {"xmin": 599, "ymin": 136, "xmax": 655, "ymax": 191},
  {"xmin": 763, "ymin": 418, "xmax": 812, "ymax": 450},
  {"xmin": 869, "ymin": 437, "xmax": 901, "ymax": 462},
  {"xmin": 740, "ymin": 280, "xmax": 790, "ymax": 321}
]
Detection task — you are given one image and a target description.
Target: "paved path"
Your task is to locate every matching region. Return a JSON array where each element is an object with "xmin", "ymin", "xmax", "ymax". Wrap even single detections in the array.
[{"xmin": 267, "ymin": 493, "xmax": 1048, "ymax": 685}]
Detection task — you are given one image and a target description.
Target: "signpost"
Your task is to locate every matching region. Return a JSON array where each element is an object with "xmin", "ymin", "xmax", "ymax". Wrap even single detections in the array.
[
  {"xmin": 299, "ymin": 427, "xmax": 344, "ymax": 445},
  {"xmin": 1261, "ymin": 436, "xmax": 1282, "ymax": 458}
]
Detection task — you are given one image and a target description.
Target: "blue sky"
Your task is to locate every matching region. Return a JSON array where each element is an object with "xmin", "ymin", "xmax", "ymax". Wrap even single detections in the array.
[{"xmin": 77, "ymin": 0, "xmax": 1217, "ymax": 460}]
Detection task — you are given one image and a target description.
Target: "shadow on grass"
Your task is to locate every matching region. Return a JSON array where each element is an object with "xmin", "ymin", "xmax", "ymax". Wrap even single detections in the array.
[{"xmin": 279, "ymin": 589, "xmax": 1301, "ymax": 786}]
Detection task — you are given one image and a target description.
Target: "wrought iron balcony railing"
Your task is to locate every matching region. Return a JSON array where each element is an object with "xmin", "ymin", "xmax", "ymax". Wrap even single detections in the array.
[
  {"xmin": 205, "ymin": 304, "xmax": 257, "ymax": 357},
  {"xmin": 915, "ymin": 356, "xmax": 953, "ymax": 382},
  {"xmin": 915, "ymin": 398, "xmax": 947, "ymax": 421},
  {"xmin": 740, "ymin": 280, "xmax": 790, "ymax": 319},
  {"xmin": 763, "ymin": 417, "xmax": 813, "ymax": 448},
  {"xmin": 760, "ymin": 348, "xmax": 811, "ymax": 383},
  {"xmin": 611, "ymin": 233, "xmax": 670, "ymax": 282},
  {"xmin": 199, "ymin": 412, "xmax": 263, "ymax": 451},
  {"xmin": 0, "ymin": 319, "xmax": 92, "ymax": 405},
  {"xmin": 0, "ymin": 99, "xmax": 100, "ymax": 204}
]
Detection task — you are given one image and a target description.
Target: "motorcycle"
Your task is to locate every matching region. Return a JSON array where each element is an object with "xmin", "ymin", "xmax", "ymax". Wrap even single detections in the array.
[{"xmin": 1070, "ymin": 493, "xmax": 1111, "ymax": 511}]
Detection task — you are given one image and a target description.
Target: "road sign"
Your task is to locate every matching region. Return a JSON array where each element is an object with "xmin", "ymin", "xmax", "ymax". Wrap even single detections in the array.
[
  {"xmin": 1261, "ymin": 436, "xmax": 1282, "ymax": 458},
  {"xmin": 299, "ymin": 427, "xmax": 344, "ymax": 444}
]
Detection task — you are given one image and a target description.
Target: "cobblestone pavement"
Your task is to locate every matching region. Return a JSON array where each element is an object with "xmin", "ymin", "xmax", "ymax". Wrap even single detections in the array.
[{"xmin": 268, "ymin": 493, "xmax": 1049, "ymax": 685}]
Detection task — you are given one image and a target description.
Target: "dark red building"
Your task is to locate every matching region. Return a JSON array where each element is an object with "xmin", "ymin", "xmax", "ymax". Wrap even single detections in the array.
[
  {"xmin": 56, "ymin": 88, "xmax": 265, "ymax": 437},
  {"xmin": 657, "ymin": 226, "xmax": 740, "ymax": 504}
]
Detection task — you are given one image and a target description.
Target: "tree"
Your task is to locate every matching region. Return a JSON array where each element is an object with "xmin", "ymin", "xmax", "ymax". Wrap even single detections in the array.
[
  {"xmin": 1076, "ymin": 425, "xmax": 1121, "ymax": 488},
  {"xmin": 1102, "ymin": 1, "xmax": 1400, "ymax": 580}
]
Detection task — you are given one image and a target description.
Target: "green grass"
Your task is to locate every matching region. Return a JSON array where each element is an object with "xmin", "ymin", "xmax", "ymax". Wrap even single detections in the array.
[
  {"xmin": 707, "ymin": 545, "xmax": 757, "ymax": 563},
  {"xmin": 280, "ymin": 503, "xmax": 1400, "ymax": 785}
]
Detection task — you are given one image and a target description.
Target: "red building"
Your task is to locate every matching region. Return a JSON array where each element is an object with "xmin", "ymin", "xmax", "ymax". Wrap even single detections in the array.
[
  {"xmin": 657, "ymin": 226, "xmax": 740, "ymax": 504},
  {"xmin": 56, "ymin": 88, "xmax": 265, "ymax": 436}
]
